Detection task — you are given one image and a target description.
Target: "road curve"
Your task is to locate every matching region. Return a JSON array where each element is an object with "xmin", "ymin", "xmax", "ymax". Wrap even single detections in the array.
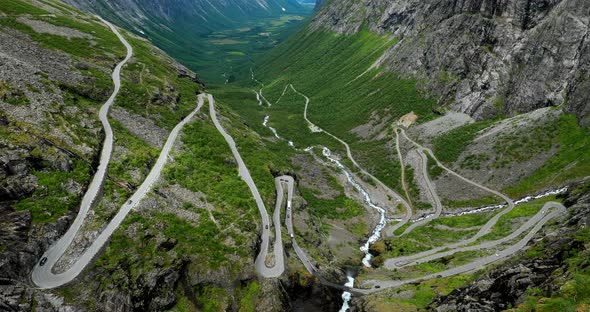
[
  {"xmin": 280, "ymin": 172, "xmax": 565, "ymax": 295},
  {"xmin": 31, "ymin": 18, "xmax": 132, "ymax": 289},
  {"xmin": 380, "ymin": 128, "xmax": 517, "ymax": 268},
  {"xmin": 388, "ymin": 202, "xmax": 562, "ymax": 269},
  {"xmin": 207, "ymin": 94, "xmax": 284, "ymax": 278},
  {"xmin": 289, "ymin": 84, "xmax": 413, "ymax": 231},
  {"xmin": 361, "ymin": 202, "xmax": 565, "ymax": 293},
  {"xmin": 279, "ymin": 173, "xmax": 563, "ymax": 295},
  {"xmin": 32, "ymin": 19, "xmax": 206, "ymax": 288},
  {"xmin": 395, "ymin": 128, "xmax": 414, "ymax": 210},
  {"xmin": 397, "ymin": 146, "xmax": 443, "ymax": 236}
]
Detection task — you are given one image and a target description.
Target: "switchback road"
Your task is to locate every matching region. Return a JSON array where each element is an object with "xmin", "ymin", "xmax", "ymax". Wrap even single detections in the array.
[{"xmin": 32, "ymin": 19, "xmax": 204, "ymax": 288}]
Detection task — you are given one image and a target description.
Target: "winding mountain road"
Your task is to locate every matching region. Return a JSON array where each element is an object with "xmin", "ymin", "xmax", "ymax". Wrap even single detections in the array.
[
  {"xmin": 260, "ymin": 85, "xmax": 566, "ymax": 296},
  {"xmin": 31, "ymin": 18, "xmax": 132, "ymax": 289},
  {"xmin": 32, "ymin": 19, "xmax": 205, "ymax": 288},
  {"xmin": 289, "ymin": 84, "xmax": 413, "ymax": 233},
  {"xmin": 397, "ymin": 147, "xmax": 443, "ymax": 236},
  {"xmin": 361, "ymin": 201, "xmax": 565, "ymax": 293},
  {"xmin": 278, "ymin": 168, "xmax": 564, "ymax": 294},
  {"xmin": 207, "ymin": 94, "xmax": 284, "ymax": 278},
  {"xmin": 380, "ymin": 128, "xmax": 518, "ymax": 266}
]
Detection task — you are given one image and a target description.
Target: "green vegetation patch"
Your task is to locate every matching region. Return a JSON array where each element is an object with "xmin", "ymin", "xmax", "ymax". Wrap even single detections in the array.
[
  {"xmin": 363, "ymin": 274, "xmax": 474, "ymax": 310},
  {"xmin": 257, "ymin": 29, "xmax": 435, "ymax": 143},
  {"xmin": 15, "ymin": 159, "xmax": 91, "ymax": 224},
  {"xmin": 165, "ymin": 120, "xmax": 258, "ymax": 225},
  {"xmin": 301, "ymin": 187, "xmax": 364, "ymax": 220},
  {"xmin": 478, "ymin": 196, "xmax": 558, "ymax": 241},
  {"xmin": 0, "ymin": 0, "xmax": 48, "ymax": 15},
  {"xmin": 0, "ymin": 15, "xmax": 124, "ymax": 60},
  {"xmin": 507, "ymin": 114, "xmax": 590, "ymax": 197},
  {"xmin": 432, "ymin": 120, "xmax": 494, "ymax": 164}
]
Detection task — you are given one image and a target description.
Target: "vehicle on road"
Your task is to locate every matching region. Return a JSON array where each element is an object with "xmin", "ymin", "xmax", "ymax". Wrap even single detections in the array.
[
  {"xmin": 39, "ymin": 257, "xmax": 48, "ymax": 266},
  {"xmin": 290, "ymin": 234, "xmax": 294, "ymax": 239},
  {"xmin": 265, "ymin": 225, "xmax": 268, "ymax": 230},
  {"xmin": 127, "ymin": 200, "xmax": 132, "ymax": 204}
]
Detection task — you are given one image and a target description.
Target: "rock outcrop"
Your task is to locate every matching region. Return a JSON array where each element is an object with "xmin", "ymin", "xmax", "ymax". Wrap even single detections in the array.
[{"xmin": 311, "ymin": 0, "xmax": 590, "ymax": 126}]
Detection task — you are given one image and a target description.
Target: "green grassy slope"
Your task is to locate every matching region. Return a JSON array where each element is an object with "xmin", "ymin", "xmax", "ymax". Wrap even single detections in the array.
[{"xmin": 217, "ymin": 27, "xmax": 436, "ymax": 196}]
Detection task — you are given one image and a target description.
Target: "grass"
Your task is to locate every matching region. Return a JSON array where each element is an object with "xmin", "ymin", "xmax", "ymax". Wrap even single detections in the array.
[
  {"xmin": 350, "ymin": 138, "xmax": 402, "ymax": 194},
  {"xmin": 0, "ymin": 15, "xmax": 124, "ymax": 59},
  {"xmin": 14, "ymin": 159, "xmax": 91, "ymax": 224},
  {"xmin": 506, "ymin": 114, "xmax": 590, "ymax": 197},
  {"xmin": 426, "ymin": 153, "xmax": 444, "ymax": 180},
  {"xmin": 237, "ymin": 281, "xmax": 261, "ymax": 312},
  {"xmin": 103, "ymin": 7, "xmax": 311, "ymax": 83},
  {"xmin": 165, "ymin": 120, "xmax": 259, "ymax": 223},
  {"xmin": 115, "ymin": 34, "xmax": 201, "ymax": 130},
  {"xmin": 492, "ymin": 117, "xmax": 559, "ymax": 168},
  {"xmin": 442, "ymin": 196, "xmax": 504, "ymax": 209},
  {"xmin": 431, "ymin": 211, "xmax": 495, "ymax": 228},
  {"xmin": 349, "ymin": 220, "xmax": 368, "ymax": 237},
  {"xmin": 108, "ymin": 120, "xmax": 158, "ymax": 184},
  {"xmin": 460, "ymin": 153, "xmax": 490, "ymax": 170},
  {"xmin": 220, "ymin": 28, "xmax": 435, "ymax": 195},
  {"xmin": 363, "ymin": 274, "xmax": 474, "ymax": 310},
  {"xmin": 256, "ymin": 29, "xmax": 435, "ymax": 143},
  {"xmin": 432, "ymin": 119, "xmax": 495, "ymax": 164},
  {"xmin": 193, "ymin": 285, "xmax": 228, "ymax": 311},
  {"xmin": 380, "ymin": 222, "xmax": 480, "ymax": 260},
  {"xmin": 95, "ymin": 210, "xmax": 240, "ymax": 285},
  {"xmin": 300, "ymin": 187, "xmax": 364, "ymax": 220},
  {"xmin": 478, "ymin": 196, "xmax": 557, "ymax": 241},
  {"xmin": 0, "ymin": 0, "xmax": 48, "ymax": 15}
]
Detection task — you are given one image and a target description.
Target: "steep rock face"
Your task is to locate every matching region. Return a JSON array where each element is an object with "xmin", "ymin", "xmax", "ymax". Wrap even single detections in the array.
[{"xmin": 311, "ymin": 0, "xmax": 590, "ymax": 126}]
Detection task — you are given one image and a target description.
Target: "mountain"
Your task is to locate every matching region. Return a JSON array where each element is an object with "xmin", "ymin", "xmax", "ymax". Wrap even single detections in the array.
[
  {"xmin": 1, "ymin": 0, "xmax": 589, "ymax": 311},
  {"xmin": 309, "ymin": 0, "xmax": 590, "ymax": 127},
  {"xmin": 61, "ymin": 0, "xmax": 312, "ymax": 82}
]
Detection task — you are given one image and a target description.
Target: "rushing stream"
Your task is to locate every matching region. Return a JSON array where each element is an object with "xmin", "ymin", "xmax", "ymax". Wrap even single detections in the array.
[
  {"xmin": 322, "ymin": 147, "xmax": 388, "ymax": 311},
  {"xmin": 263, "ymin": 116, "xmax": 295, "ymax": 147},
  {"xmin": 322, "ymin": 148, "xmax": 387, "ymax": 266},
  {"xmin": 388, "ymin": 187, "xmax": 569, "ymax": 222},
  {"xmin": 263, "ymin": 116, "xmax": 280, "ymax": 139},
  {"xmin": 339, "ymin": 275, "xmax": 355, "ymax": 312}
]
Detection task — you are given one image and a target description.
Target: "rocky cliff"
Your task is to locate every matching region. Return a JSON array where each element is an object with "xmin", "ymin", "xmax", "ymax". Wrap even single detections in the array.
[{"xmin": 311, "ymin": 0, "xmax": 590, "ymax": 127}]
